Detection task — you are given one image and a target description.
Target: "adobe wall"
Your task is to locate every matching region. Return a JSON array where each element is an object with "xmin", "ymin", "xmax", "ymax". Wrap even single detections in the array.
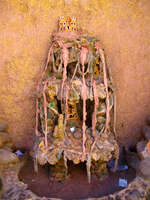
[{"xmin": 0, "ymin": 0, "xmax": 150, "ymax": 150}]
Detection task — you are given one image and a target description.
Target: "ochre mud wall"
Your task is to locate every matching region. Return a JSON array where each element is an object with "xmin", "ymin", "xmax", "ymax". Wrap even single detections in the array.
[{"xmin": 0, "ymin": 0, "xmax": 150, "ymax": 150}]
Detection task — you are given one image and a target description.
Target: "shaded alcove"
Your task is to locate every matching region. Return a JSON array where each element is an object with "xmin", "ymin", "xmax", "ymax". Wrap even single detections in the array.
[{"xmin": 19, "ymin": 156, "xmax": 136, "ymax": 200}]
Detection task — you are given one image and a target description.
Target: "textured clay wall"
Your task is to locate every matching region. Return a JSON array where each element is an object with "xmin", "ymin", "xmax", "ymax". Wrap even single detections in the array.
[{"xmin": 0, "ymin": 0, "xmax": 150, "ymax": 150}]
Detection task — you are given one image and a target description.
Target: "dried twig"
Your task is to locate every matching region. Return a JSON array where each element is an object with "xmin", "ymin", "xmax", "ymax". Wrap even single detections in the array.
[
  {"xmin": 45, "ymin": 43, "xmax": 55, "ymax": 72},
  {"xmin": 41, "ymin": 77, "xmax": 56, "ymax": 147},
  {"xmin": 95, "ymin": 43, "xmax": 110, "ymax": 133},
  {"xmin": 80, "ymin": 47, "xmax": 88, "ymax": 161},
  {"xmin": 71, "ymin": 61, "xmax": 79, "ymax": 81},
  {"xmin": 92, "ymin": 80, "xmax": 99, "ymax": 138},
  {"xmin": 34, "ymin": 155, "xmax": 38, "ymax": 173},
  {"xmin": 106, "ymin": 62, "xmax": 117, "ymax": 139},
  {"xmin": 65, "ymin": 83, "xmax": 69, "ymax": 127},
  {"xmin": 35, "ymin": 99, "xmax": 40, "ymax": 136},
  {"xmin": 95, "ymin": 44, "xmax": 119, "ymax": 171},
  {"xmin": 42, "ymin": 81, "xmax": 48, "ymax": 148},
  {"xmin": 57, "ymin": 41, "xmax": 69, "ymax": 106},
  {"xmin": 86, "ymin": 140, "xmax": 96, "ymax": 184},
  {"xmin": 63, "ymin": 151, "xmax": 68, "ymax": 177},
  {"xmin": 86, "ymin": 154, "xmax": 91, "ymax": 183},
  {"xmin": 35, "ymin": 43, "xmax": 55, "ymax": 138}
]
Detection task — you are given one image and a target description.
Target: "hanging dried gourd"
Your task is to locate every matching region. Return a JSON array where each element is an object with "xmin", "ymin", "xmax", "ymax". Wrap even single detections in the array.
[{"xmin": 33, "ymin": 16, "xmax": 119, "ymax": 183}]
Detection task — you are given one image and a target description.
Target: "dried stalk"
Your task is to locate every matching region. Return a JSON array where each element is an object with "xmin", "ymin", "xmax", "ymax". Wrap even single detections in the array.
[
  {"xmin": 112, "ymin": 106, "xmax": 119, "ymax": 172},
  {"xmin": 49, "ymin": 107, "xmax": 59, "ymax": 115},
  {"xmin": 95, "ymin": 43, "xmax": 110, "ymax": 132},
  {"xmin": 65, "ymin": 83, "xmax": 69, "ymax": 127},
  {"xmin": 114, "ymin": 146, "xmax": 119, "ymax": 172},
  {"xmin": 71, "ymin": 61, "xmax": 80, "ymax": 81},
  {"xmin": 80, "ymin": 47, "xmax": 88, "ymax": 161},
  {"xmin": 43, "ymin": 81, "xmax": 48, "ymax": 148},
  {"xmin": 106, "ymin": 63, "xmax": 117, "ymax": 139},
  {"xmin": 78, "ymin": 62, "xmax": 89, "ymax": 75},
  {"xmin": 35, "ymin": 99, "xmax": 40, "ymax": 136},
  {"xmin": 57, "ymin": 41, "xmax": 69, "ymax": 106},
  {"xmin": 52, "ymin": 51, "xmax": 63, "ymax": 73},
  {"xmin": 86, "ymin": 154, "xmax": 91, "ymax": 183},
  {"xmin": 82, "ymin": 81, "xmax": 87, "ymax": 161},
  {"xmin": 34, "ymin": 155, "xmax": 38, "ymax": 173},
  {"xmin": 65, "ymin": 149, "xmax": 82, "ymax": 155},
  {"xmin": 92, "ymin": 80, "xmax": 99, "ymax": 138},
  {"xmin": 41, "ymin": 77, "xmax": 56, "ymax": 147},
  {"xmin": 35, "ymin": 44, "xmax": 54, "ymax": 138},
  {"xmin": 44, "ymin": 43, "xmax": 55, "ymax": 72},
  {"xmin": 63, "ymin": 151, "xmax": 68, "ymax": 177},
  {"xmin": 88, "ymin": 127, "xmax": 105, "ymax": 182},
  {"xmin": 86, "ymin": 141, "xmax": 96, "ymax": 184},
  {"xmin": 113, "ymin": 93, "xmax": 117, "ymax": 137},
  {"xmin": 95, "ymin": 43, "xmax": 119, "ymax": 171}
]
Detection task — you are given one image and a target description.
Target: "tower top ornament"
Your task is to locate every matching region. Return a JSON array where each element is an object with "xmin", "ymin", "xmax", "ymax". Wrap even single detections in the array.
[{"xmin": 59, "ymin": 16, "xmax": 78, "ymax": 32}]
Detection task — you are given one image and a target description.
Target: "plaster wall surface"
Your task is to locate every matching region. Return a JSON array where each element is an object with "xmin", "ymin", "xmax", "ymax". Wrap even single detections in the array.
[{"xmin": 0, "ymin": 0, "xmax": 150, "ymax": 150}]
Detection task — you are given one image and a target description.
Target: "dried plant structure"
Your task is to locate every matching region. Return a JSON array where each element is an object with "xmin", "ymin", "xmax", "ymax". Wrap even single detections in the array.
[{"xmin": 34, "ymin": 16, "xmax": 119, "ymax": 183}]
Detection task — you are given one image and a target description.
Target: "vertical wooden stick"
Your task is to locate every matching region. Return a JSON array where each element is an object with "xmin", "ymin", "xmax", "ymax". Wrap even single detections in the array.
[
  {"xmin": 92, "ymin": 80, "xmax": 99, "ymax": 138},
  {"xmin": 95, "ymin": 44, "xmax": 110, "ymax": 132},
  {"xmin": 80, "ymin": 47, "xmax": 88, "ymax": 161},
  {"xmin": 43, "ymin": 81, "xmax": 48, "ymax": 148}
]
